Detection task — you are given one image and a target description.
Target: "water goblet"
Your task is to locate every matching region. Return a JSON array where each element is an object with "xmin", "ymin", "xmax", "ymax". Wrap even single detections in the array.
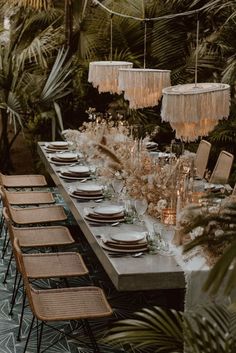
[{"xmin": 134, "ymin": 198, "xmax": 148, "ymax": 223}]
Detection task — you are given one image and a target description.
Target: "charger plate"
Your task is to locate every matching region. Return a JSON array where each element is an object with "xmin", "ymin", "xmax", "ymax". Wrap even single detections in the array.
[{"xmin": 101, "ymin": 241, "xmax": 148, "ymax": 253}]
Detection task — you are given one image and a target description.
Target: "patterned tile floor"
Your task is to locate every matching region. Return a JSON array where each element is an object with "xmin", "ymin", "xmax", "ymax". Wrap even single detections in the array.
[{"xmin": 0, "ymin": 189, "xmax": 184, "ymax": 353}]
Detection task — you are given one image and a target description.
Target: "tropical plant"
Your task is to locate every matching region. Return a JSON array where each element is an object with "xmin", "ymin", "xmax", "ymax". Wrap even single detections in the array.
[
  {"xmin": 104, "ymin": 304, "xmax": 236, "ymax": 353},
  {"xmin": 0, "ymin": 5, "xmax": 73, "ymax": 171}
]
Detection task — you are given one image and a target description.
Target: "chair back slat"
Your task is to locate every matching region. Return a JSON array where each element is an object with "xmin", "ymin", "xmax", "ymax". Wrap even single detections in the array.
[
  {"xmin": 195, "ymin": 140, "xmax": 211, "ymax": 179},
  {"xmin": 209, "ymin": 150, "xmax": 234, "ymax": 184}
]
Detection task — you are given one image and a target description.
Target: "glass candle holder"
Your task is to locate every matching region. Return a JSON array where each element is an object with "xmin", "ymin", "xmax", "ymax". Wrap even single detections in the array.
[{"xmin": 161, "ymin": 208, "xmax": 176, "ymax": 225}]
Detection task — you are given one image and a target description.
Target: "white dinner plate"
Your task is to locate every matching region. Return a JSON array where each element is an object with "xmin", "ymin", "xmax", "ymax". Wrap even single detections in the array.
[
  {"xmin": 56, "ymin": 152, "xmax": 78, "ymax": 160},
  {"xmin": 68, "ymin": 165, "xmax": 90, "ymax": 174},
  {"xmin": 111, "ymin": 231, "xmax": 146, "ymax": 243},
  {"xmin": 50, "ymin": 141, "xmax": 69, "ymax": 147},
  {"xmin": 94, "ymin": 205, "xmax": 124, "ymax": 216},
  {"xmin": 76, "ymin": 184, "xmax": 103, "ymax": 193}
]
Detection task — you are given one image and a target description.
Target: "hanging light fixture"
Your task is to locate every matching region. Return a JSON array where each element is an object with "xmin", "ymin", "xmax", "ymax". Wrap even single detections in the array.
[
  {"xmin": 161, "ymin": 17, "xmax": 230, "ymax": 141},
  {"xmin": 88, "ymin": 61, "xmax": 133, "ymax": 94},
  {"xmin": 118, "ymin": 20, "xmax": 171, "ymax": 109},
  {"xmin": 88, "ymin": 14, "xmax": 133, "ymax": 94}
]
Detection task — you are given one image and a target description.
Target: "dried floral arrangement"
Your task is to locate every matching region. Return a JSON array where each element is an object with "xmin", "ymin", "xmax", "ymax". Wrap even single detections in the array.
[{"xmin": 63, "ymin": 108, "xmax": 196, "ymax": 219}]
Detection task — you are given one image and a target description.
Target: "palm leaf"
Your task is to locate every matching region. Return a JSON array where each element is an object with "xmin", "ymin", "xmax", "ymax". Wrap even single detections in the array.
[
  {"xmin": 40, "ymin": 47, "xmax": 72, "ymax": 103},
  {"xmin": 103, "ymin": 306, "xmax": 183, "ymax": 352},
  {"xmin": 7, "ymin": 0, "xmax": 54, "ymax": 10}
]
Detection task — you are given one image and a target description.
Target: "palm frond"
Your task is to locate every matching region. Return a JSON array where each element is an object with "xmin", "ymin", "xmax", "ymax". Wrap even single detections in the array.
[
  {"xmin": 40, "ymin": 47, "xmax": 72, "ymax": 103},
  {"xmin": 7, "ymin": 0, "xmax": 54, "ymax": 10},
  {"xmin": 103, "ymin": 306, "xmax": 183, "ymax": 352}
]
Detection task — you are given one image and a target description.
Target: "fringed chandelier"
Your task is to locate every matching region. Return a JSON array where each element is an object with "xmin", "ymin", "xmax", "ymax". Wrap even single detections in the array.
[
  {"xmin": 88, "ymin": 61, "xmax": 133, "ymax": 94},
  {"xmin": 88, "ymin": 13, "xmax": 133, "ymax": 94},
  {"xmin": 161, "ymin": 18, "xmax": 231, "ymax": 141},
  {"xmin": 119, "ymin": 68, "xmax": 171, "ymax": 109},
  {"xmin": 161, "ymin": 83, "xmax": 230, "ymax": 141},
  {"xmin": 118, "ymin": 21, "xmax": 171, "ymax": 109}
]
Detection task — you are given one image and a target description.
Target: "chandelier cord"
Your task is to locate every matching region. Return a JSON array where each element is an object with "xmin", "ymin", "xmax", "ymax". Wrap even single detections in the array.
[
  {"xmin": 144, "ymin": 21, "xmax": 147, "ymax": 69},
  {"xmin": 110, "ymin": 13, "xmax": 113, "ymax": 61},
  {"xmin": 195, "ymin": 15, "xmax": 200, "ymax": 87}
]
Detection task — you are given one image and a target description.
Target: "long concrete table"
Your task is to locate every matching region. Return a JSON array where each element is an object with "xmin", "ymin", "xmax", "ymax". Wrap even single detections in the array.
[{"xmin": 38, "ymin": 143, "xmax": 185, "ymax": 292}]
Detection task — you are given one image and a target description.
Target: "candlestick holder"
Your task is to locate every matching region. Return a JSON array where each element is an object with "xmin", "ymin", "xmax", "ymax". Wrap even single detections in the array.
[{"xmin": 161, "ymin": 208, "xmax": 176, "ymax": 225}]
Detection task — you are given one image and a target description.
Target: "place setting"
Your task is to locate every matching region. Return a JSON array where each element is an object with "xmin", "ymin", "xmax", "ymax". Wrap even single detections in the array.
[
  {"xmin": 48, "ymin": 151, "xmax": 79, "ymax": 165},
  {"xmin": 69, "ymin": 182, "xmax": 104, "ymax": 200},
  {"xmin": 44, "ymin": 141, "xmax": 73, "ymax": 153},
  {"xmin": 84, "ymin": 205, "xmax": 125, "ymax": 224},
  {"xmin": 100, "ymin": 230, "xmax": 149, "ymax": 253},
  {"xmin": 59, "ymin": 165, "xmax": 91, "ymax": 180}
]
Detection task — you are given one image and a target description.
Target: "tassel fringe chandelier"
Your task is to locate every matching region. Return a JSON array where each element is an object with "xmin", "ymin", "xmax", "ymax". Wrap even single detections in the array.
[
  {"xmin": 88, "ymin": 61, "xmax": 133, "ymax": 94},
  {"xmin": 117, "ymin": 21, "xmax": 171, "ymax": 109},
  {"xmin": 119, "ymin": 68, "xmax": 171, "ymax": 109},
  {"xmin": 161, "ymin": 83, "xmax": 230, "ymax": 141},
  {"xmin": 88, "ymin": 13, "xmax": 133, "ymax": 95},
  {"xmin": 161, "ymin": 18, "xmax": 231, "ymax": 141}
]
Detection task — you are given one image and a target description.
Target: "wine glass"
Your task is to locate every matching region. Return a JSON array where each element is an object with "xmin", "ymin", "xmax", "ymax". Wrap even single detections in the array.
[
  {"xmin": 153, "ymin": 222, "xmax": 173, "ymax": 256},
  {"xmin": 134, "ymin": 198, "xmax": 148, "ymax": 223},
  {"xmin": 112, "ymin": 179, "xmax": 124, "ymax": 201}
]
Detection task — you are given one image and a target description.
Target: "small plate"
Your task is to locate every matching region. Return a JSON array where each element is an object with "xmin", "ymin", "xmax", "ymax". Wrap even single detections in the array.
[
  {"xmin": 111, "ymin": 231, "xmax": 146, "ymax": 243},
  {"xmin": 56, "ymin": 152, "xmax": 77, "ymax": 160},
  {"xmin": 94, "ymin": 205, "xmax": 124, "ymax": 216},
  {"xmin": 50, "ymin": 141, "xmax": 68, "ymax": 147},
  {"xmin": 76, "ymin": 184, "xmax": 103, "ymax": 193},
  {"xmin": 68, "ymin": 165, "xmax": 90, "ymax": 174}
]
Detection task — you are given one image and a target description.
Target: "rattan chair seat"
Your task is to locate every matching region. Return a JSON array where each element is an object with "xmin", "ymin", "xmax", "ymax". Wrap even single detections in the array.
[
  {"xmin": 31, "ymin": 286, "xmax": 112, "ymax": 321},
  {"xmin": 0, "ymin": 173, "xmax": 47, "ymax": 188},
  {"xmin": 5, "ymin": 190, "xmax": 55, "ymax": 205},
  {"xmin": 23, "ymin": 252, "xmax": 88, "ymax": 278},
  {"xmin": 12, "ymin": 225, "xmax": 74, "ymax": 247},
  {"xmin": 9, "ymin": 205, "xmax": 67, "ymax": 225}
]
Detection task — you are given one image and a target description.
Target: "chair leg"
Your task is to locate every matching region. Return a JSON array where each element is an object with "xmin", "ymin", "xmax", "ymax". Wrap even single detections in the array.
[
  {"xmin": 83, "ymin": 319, "xmax": 100, "ymax": 353},
  {"xmin": 0, "ymin": 213, "xmax": 4, "ymax": 237},
  {"xmin": 3, "ymin": 251, "xmax": 13, "ymax": 284},
  {"xmin": 9, "ymin": 270, "xmax": 22, "ymax": 316},
  {"xmin": 37, "ymin": 321, "xmax": 44, "ymax": 353},
  {"xmin": 23, "ymin": 315, "xmax": 35, "ymax": 353},
  {"xmin": 1, "ymin": 231, "xmax": 9, "ymax": 259},
  {"xmin": 17, "ymin": 290, "xmax": 27, "ymax": 341}
]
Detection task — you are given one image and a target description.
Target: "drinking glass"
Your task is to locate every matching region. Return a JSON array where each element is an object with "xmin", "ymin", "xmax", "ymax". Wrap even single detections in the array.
[
  {"xmin": 134, "ymin": 198, "xmax": 148, "ymax": 223},
  {"xmin": 150, "ymin": 222, "xmax": 173, "ymax": 256},
  {"xmin": 112, "ymin": 179, "xmax": 124, "ymax": 194}
]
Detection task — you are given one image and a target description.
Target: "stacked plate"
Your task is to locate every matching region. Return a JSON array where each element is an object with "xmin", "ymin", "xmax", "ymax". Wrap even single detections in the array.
[
  {"xmin": 49, "ymin": 152, "xmax": 78, "ymax": 165},
  {"xmin": 101, "ymin": 230, "xmax": 148, "ymax": 253},
  {"xmin": 70, "ymin": 183, "xmax": 104, "ymax": 200},
  {"xmin": 145, "ymin": 141, "xmax": 159, "ymax": 152},
  {"xmin": 84, "ymin": 205, "xmax": 125, "ymax": 223},
  {"xmin": 44, "ymin": 141, "xmax": 72, "ymax": 152},
  {"xmin": 59, "ymin": 165, "xmax": 91, "ymax": 180}
]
